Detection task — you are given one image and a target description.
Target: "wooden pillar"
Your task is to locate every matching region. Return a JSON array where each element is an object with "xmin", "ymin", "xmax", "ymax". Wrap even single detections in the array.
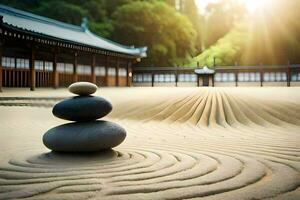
[
  {"xmin": 126, "ymin": 60, "xmax": 132, "ymax": 87},
  {"xmin": 287, "ymin": 61, "xmax": 291, "ymax": 87},
  {"xmin": 175, "ymin": 69, "xmax": 178, "ymax": 87},
  {"xmin": 29, "ymin": 47, "xmax": 36, "ymax": 91},
  {"xmin": 0, "ymin": 21, "xmax": 2, "ymax": 91},
  {"xmin": 287, "ymin": 70, "xmax": 291, "ymax": 87},
  {"xmin": 105, "ymin": 55, "xmax": 109, "ymax": 86},
  {"xmin": 212, "ymin": 74, "xmax": 215, "ymax": 87},
  {"xmin": 197, "ymin": 75, "xmax": 200, "ymax": 87},
  {"xmin": 235, "ymin": 61, "xmax": 238, "ymax": 87},
  {"xmin": 73, "ymin": 52, "xmax": 78, "ymax": 83},
  {"xmin": 0, "ymin": 44, "xmax": 2, "ymax": 92},
  {"xmin": 151, "ymin": 72, "xmax": 154, "ymax": 87},
  {"xmin": 116, "ymin": 57, "xmax": 119, "ymax": 86},
  {"xmin": 260, "ymin": 70, "xmax": 263, "ymax": 87},
  {"xmin": 91, "ymin": 54, "xmax": 96, "ymax": 84},
  {"xmin": 52, "ymin": 50, "xmax": 59, "ymax": 88},
  {"xmin": 260, "ymin": 63, "xmax": 263, "ymax": 87}
]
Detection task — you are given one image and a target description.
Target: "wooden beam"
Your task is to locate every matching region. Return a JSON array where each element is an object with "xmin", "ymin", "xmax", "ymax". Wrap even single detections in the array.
[
  {"xmin": 260, "ymin": 63, "xmax": 263, "ymax": 87},
  {"xmin": 126, "ymin": 60, "xmax": 131, "ymax": 87},
  {"xmin": 175, "ymin": 69, "xmax": 178, "ymax": 87},
  {"xmin": 105, "ymin": 55, "xmax": 109, "ymax": 86},
  {"xmin": 151, "ymin": 72, "xmax": 154, "ymax": 87},
  {"xmin": 52, "ymin": 50, "xmax": 59, "ymax": 88},
  {"xmin": 287, "ymin": 70, "xmax": 290, "ymax": 87},
  {"xmin": 91, "ymin": 54, "xmax": 96, "ymax": 84},
  {"xmin": 260, "ymin": 70, "xmax": 263, "ymax": 87},
  {"xmin": 29, "ymin": 47, "xmax": 36, "ymax": 91},
  {"xmin": 0, "ymin": 43, "xmax": 2, "ymax": 92},
  {"xmin": 116, "ymin": 57, "xmax": 119, "ymax": 86},
  {"xmin": 73, "ymin": 52, "xmax": 78, "ymax": 83},
  {"xmin": 287, "ymin": 61, "xmax": 291, "ymax": 87}
]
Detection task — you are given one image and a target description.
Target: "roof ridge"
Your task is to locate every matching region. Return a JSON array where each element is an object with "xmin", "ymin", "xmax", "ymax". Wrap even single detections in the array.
[
  {"xmin": 86, "ymin": 30, "xmax": 138, "ymax": 50},
  {"xmin": 86, "ymin": 29, "xmax": 147, "ymax": 55},
  {"xmin": 0, "ymin": 4, "xmax": 82, "ymax": 32}
]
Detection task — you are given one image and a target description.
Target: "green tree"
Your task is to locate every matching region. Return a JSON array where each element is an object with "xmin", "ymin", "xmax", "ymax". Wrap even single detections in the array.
[
  {"xmin": 181, "ymin": 0, "xmax": 204, "ymax": 53},
  {"xmin": 204, "ymin": 0, "xmax": 246, "ymax": 48},
  {"xmin": 189, "ymin": 22, "xmax": 249, "ymax": 67},
  {"xmin": 34, "ymin": 1, "xmax": 88, "ymax": 25},
  {"xmin": 112, "ymin": 1, "xmax": 196, "ymax": 66},
  {"xmin": 0, "ymin": 0, "xmax": 113, "ymax": 38},
  {"xmin": 165, "ymin": 0, "xmax": 204, "ymax": 53},
  {"xmin": 0, "ymin": 0, "xmax": 39, "ymax": 11},
  {"xmin": 103, "ymin": 0, "xmax": 136, "ymax": 17}
]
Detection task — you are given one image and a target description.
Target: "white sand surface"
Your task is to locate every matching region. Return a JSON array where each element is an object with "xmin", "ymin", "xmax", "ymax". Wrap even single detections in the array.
[{"xmin": 0, "ymin": 87, "xmax": 299, "ymax": 200}]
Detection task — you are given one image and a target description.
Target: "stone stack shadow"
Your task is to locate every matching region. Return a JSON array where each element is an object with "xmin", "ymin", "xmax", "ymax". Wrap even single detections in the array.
[{"xmin": 43, "ymin": 82, "xmax": 126, "ymax": 152}]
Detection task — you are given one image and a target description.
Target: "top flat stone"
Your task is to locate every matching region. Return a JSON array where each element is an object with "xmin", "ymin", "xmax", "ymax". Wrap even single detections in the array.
[{"xmin": 69, "ymin": 82, "xmax": 97, "ymax": 95}]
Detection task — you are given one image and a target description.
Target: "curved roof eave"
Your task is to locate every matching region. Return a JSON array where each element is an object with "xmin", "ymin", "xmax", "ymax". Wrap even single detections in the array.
[{"xmin": 0, "ymin": 4, "xmax": 147, "ymax": 58}]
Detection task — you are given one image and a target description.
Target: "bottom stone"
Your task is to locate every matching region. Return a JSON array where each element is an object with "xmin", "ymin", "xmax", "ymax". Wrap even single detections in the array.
[{"xmin": 43, "ymin": 120, "xmax": 126, "ymax": 152}]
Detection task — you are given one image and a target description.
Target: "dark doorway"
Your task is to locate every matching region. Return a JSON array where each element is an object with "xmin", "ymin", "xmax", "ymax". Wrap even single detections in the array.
[{"xmin": 203, "ymin": 76, "xmax": 209, "ymax": 86}]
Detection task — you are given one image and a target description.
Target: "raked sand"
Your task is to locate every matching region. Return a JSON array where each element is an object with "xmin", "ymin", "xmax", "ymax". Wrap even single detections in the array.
[{"xmin": 0, "ymin": 87, "xmax": 299, "ymax": 200}]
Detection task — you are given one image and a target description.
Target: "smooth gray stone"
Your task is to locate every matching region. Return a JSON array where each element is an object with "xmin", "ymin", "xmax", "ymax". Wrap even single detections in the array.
[
  {"xmin": 69, "ymin": 82, "xmax": 97, "ymax": 96},
  {"xmin": 53, "ymin": 96, "xmax": 112, "ymax": 121},
  {"xmin": 43, "ymin": 121, "xmax": 126, "ymax": 152}
]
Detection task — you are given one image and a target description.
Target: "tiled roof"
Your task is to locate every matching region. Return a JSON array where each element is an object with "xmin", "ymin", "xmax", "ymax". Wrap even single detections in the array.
[
  {"xmin": 0, "ymin": 4, "xmax": 147, "ymax": 58},
  {"xmin": 194, "ymin": 66, "xmax": 215, "ymax": 74}
]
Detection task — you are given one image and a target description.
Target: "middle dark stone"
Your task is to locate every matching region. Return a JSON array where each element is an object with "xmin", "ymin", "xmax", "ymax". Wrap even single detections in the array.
[{"xmin": 53, "ymin": 96, "xmax": 112, "ymax": 121}]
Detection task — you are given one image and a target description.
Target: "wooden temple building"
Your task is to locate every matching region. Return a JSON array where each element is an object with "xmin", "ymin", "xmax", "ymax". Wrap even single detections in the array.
[
  {"xmin": 0, "ymin": 5, "xmax": 147, "ymax": 91},
  {"xmin": 1, "ymin": 5, "xmax": 299, "ymax": 91},
  {"xmin": 133, "ymin": 64, "xmax": 300, "ymax": 87}
]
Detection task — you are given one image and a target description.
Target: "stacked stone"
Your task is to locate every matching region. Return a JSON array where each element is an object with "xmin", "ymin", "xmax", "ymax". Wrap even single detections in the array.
[{"xmin": 43, "ymin": 82, "xmax": 126, "ymax": 152}]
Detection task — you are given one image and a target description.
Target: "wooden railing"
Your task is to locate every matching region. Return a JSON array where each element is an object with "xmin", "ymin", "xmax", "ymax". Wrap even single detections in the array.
[
  {"xmin": 96, "ymin": 76, "xmax": 106, "ymax": 87},
  {"xmin": 58, "ymin": 73, "xmax": 74, "ymax": 87},
  {"xmin": 132, "ymin": 64, "xmax": 300, "ymax": 87},
  {"xmin": 36, "ymin": 71, "xmax": 53, "ymax": 87},
  {"xmin": 77, "ymin": 74, "xmax": 92, "ymax": 82},
  {"xmin": 2, "ymin": 68, "xmax": 30, "ymax": 87}
]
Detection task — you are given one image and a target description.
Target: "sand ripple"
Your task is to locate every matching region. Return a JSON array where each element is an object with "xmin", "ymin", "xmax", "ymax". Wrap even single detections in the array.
[
  {"xmin": 111, "ymin": 88, "xmax": 300, "ymax": 127},
  {"xmin": 0, "ymin": 88, "xmax": 299, "ymax": 199},
  {"xmin": 0, "ymin": 143, "xmax": 299, "ymax": 199}
]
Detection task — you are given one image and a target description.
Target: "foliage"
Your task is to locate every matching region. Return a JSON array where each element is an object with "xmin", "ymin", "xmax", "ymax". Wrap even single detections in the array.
[
  {"xmin": 0, "ymin": 0, "xmax": 197, "ymax": 66},
  {"xmin": 112, "ymin": 1, "xmax": 196, "ymax": 66},
  {"xmin": 190, "ymin": 0, "xmax": 300, "ymax": 67},
  {"xmin": 1, "ymin": 0, "xmax": 300, "ymax": 67},
  {"xmin": 180, "ymin": 0, "xmax": 204, "ymax": 53},
  {"xmin": 203, "ymin": 0, "xmax": 246, "ymax": 49},
  {"xmin": 34, "ymin": 1, "xmax": 88, "ymax": 25},
  {"xmin": 189, "ymin": 23, "xmax": 248, "ymax": 67},
  {"xmin": 0, "ymin": 0, "xmax": 111, "ymax": 37}
]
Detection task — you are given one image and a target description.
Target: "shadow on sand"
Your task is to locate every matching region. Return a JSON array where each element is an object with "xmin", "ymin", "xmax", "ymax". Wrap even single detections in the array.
[{"xmin": 28, "ymin": 149, "xmax": 121, "ymax": 166}]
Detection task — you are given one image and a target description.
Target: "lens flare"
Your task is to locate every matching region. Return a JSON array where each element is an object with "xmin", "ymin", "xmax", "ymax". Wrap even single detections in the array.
[
  {"xmin": 241, "ymin": 0, "xmax": 272, "ymax": 12},
  {"xmin": 195, "ymin": 0, "xmax": 273, "ymax": 13}
]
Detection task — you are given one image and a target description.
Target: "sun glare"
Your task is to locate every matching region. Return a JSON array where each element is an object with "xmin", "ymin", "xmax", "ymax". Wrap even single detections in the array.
[
  {"xmin": 241, "ymin": 0, "xmax": 272, "ymax": 12},
  {"xmin": 195, "ymin": 0, "xmax": 272, "ymax": 13}
]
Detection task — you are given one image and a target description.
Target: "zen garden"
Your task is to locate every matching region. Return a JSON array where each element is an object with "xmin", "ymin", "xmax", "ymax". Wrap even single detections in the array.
[{"xmin": 0, "ymin": 0, "xmax": 299, "ymax": 199}]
